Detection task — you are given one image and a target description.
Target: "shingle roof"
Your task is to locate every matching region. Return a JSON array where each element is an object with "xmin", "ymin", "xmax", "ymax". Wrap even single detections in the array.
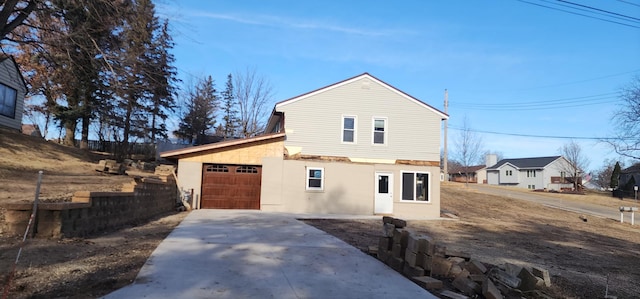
[
  {"xmin": 486, "ymin": 156, "xmax": 562, "ymax": 170},
  {"xmin": 448, "ymin": 164, "xmax": 485, "ymax": 173},
  {"xmin": 622, "ymin": 163, "xmax": 640, "ymax": 174}
]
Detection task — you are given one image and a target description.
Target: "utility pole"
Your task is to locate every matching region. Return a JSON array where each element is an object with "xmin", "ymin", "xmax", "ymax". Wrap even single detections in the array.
[{"xmin": 443, "ymin": 89, "xmax": 448, "ymax": 181}]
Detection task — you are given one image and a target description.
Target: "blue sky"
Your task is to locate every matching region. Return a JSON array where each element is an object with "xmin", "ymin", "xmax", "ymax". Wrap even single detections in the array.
[{"xmin": 156, "ymin": 0, "xmax": 640, "ymax": 172}]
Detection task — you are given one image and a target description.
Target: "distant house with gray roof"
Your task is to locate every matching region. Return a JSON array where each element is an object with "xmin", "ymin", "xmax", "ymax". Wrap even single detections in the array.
[
  {"xmin": 616, "ymin": 163, "xmax": 640, "ymax": 197},
  {"xmin": 486, "ymin": 156, "xmax": 577, "ymax": 190}
]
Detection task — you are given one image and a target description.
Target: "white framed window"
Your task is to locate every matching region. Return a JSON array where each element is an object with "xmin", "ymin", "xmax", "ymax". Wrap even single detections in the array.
[
  {"xmin": 505, "ymin": 170, "xmax": 513, "ymax": 176},
  {"xmin": 372, "ymin": 117, "xmax": 387, "ymax": 145},
  {"xmin": 306, "ymin": 167, "xmax": 324, "ymax": 191},
  {"xmin": 342, "ymin": 115, "xmax": 356, "ymax": 143},
  {"xmin": 527, "ymin": 170, "xmax": 536, "ymax": 177},
  {"xmin": 0, "ymin": 83, "xmax": 17, "ymax": 119},
  {"xmin": 401, "ymin": 171, "xmax": 430, "ymax": 202}
]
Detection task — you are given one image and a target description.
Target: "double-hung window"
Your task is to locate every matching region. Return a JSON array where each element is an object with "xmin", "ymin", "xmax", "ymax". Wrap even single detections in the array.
[
  {"xmin": 306, "ymin": 167, "xmax": 324, "ymax": 191},
  {"xmin": 342, "ymin": 116, "xmax": 356, "ymax": 143},
  {"xmin": 401, "ymin": 172, "xmax": 430, "ymax": 202},
  {"xmin": 0, "ymin": 83, "xmax": 17, "ymax": 119},
  {"xmin": 372, "ymin": 117, "xmax": 387, "ymax": 145}
]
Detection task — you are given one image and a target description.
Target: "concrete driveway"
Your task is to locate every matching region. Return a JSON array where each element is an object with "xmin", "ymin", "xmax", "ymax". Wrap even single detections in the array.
[
  {"xmin": 468, "ymin": 184, "xmax": 636, "ymax": 222},
  {"xmin": 103, "ymin": 210, "xmax": 436, "ymax": 299}
]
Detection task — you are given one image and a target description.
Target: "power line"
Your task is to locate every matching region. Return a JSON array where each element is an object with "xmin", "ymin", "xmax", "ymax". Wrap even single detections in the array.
[
  {"xmin": 454, "ymin": 99, "xmax": 617, "ymax": 111},
  {"xmin": 517, "ymin": 0, "xmax": 640, "ymax": 29},
  {"xmin": 452, "ymin": 92, "xmax": 621, "ymax": 111},
  {"xmin": 512, "ymin": 69, "xmax": 640, "ymax": 91},
  {"xmin": 617, "ymin": 0, "xmax": 640, "ymax": 8},
  {"xmin": 557, "ymin": 0, "xmax": 640, "ymax": 22},
  {"xmin": 449, "ymin": 126, "xmax": 633, "ymax": 140},
  {"xmin": 455, "ymin": 92, "xmax": 617, "ymax": 106},
  {"xmin": 539, "ymin": 0, "xmax": 640, "ymax": 24}
]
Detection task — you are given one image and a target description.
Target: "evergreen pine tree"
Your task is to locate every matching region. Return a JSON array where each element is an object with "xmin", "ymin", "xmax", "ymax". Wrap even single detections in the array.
[
  {"xmin": 221, "ymin": 74, "xmax": 238, "ymax": 139},
  {"xmin": 611, "ymin": 161, "xmax": 622, "ymax": 189},
  {"xmin": 174, "ymin": 76, "xmax": 219, "ymax": 145}
]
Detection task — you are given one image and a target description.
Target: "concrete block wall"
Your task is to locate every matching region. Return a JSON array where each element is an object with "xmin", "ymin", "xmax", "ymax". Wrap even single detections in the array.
[{"xmin": 2, "ymin": 176, "xmax": 177, "ymax": 238}]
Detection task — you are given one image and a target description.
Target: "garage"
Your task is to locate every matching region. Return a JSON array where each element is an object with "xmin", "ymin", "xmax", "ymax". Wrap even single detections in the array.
[
  {"xmin": 201, "ymin": 164, "xmax": 262, "ymax": 209},
  {"xmin": 159, "ymin": 132, "xmax": 285, "ymax": 210}
]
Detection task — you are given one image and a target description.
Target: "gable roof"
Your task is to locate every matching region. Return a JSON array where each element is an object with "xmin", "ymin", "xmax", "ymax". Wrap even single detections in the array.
[
  {"xmin": 622, "ymin": 163, "xmax": 640, "ymax": 174},
  {"xmin": 486, "ymin": 156, "xmax": 562, "ymax": 170},
  {"xmin": 274, "ymin": 72, "xmax": 448, "ymax": 120},
  {"xmin": 0, "ymin": 55, "xmax": 28, "ymax": 94}
]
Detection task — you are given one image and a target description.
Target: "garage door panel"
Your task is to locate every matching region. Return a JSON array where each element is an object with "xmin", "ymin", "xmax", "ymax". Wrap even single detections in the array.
[{"xmin": 201, "ymin": 164, "xmax": 261, "ymax": 209}]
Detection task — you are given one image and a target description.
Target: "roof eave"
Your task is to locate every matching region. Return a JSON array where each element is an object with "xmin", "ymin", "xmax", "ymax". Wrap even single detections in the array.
[{"xmin": 160, "ymin": 132, "xmax": 286, "ymax": 159}]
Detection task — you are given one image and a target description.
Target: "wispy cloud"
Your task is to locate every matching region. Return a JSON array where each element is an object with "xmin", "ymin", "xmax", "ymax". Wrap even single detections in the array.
[{"xmin": 190, "ymin": 11, "xmax": 410, "ymax": 37}]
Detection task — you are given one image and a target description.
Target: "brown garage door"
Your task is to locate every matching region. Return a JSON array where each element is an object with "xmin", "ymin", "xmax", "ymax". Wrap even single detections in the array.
[{"xmin": 201, "ymin": 164, "xmax": 262, "ymax": 209}]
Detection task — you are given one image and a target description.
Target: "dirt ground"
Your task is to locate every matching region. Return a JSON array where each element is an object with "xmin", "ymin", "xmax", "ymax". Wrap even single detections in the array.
[
  {"xmin": 2, "ymin": 128, "xmax": 640, "ymax": 298},
  {"xmin": 304, "ymin": 183, "xmax": 640, "ymax": 299},
  {"xmin": 0, "ymin": 128, "xmax": 186, "ymax": 298},
  {"xmin": 0, "ymin": 212, "xmax": 187, "ymax": 298}
]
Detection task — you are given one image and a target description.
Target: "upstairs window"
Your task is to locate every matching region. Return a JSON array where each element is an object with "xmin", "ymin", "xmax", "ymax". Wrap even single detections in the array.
[
  {"xmin": 505, "ymin": 170, "xmax": 513, "ymax": 176},
  {"xmin": 373, "ymin": 117, "xmax": 387, "ymax": 145},
  {"xmin": 527, "ymin": 170, "xmax": 536, "ymax": 177},
  {"xmin": 342, "ymin": 116, "xmax": 356, "ymax": 143},
  {"xmin": 0, "ymin": 83, "xmax": 17, "ymax": 119}
]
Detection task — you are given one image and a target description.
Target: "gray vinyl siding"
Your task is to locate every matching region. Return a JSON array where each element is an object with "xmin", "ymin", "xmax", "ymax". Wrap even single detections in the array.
[
  {"xmin": 542, "ymin": 158, "xmax": 574, "ymax": 190},
  {"xmin": 498, "ymin": 164, "xmax": 518, "ymax": 184},
  {"xmin": 518, "ymin": 169, "xmax": 543, "ymax": 189},
  {"xmin": 278, "ymin": 76, "xmax": 442, "ymax": 162},
  {"xmin": 0, "ymin": 58, "xmax": 26, "ymax": 131}
]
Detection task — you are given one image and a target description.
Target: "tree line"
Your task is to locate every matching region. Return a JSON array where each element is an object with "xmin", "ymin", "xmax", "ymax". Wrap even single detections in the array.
[
  {"xmin": 173, "ymin": 69, "xmax": 273, "ymax": 146},
  {"xmin": 0, "ymin": 0, "xmax": 273, "ymax": 160}
]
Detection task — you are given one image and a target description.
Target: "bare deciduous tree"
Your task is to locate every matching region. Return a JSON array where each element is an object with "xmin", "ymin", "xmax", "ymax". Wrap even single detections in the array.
[
  {"xmin": 593, "ymin": 159, "xmax": 623, "ymax": 190},
  {"xmin": 454, "ymin": 117, "xmax": 484, "ymax": 186},
  {"xmin": 558, "ymin": 140, "xmax": 590, "ymax": 190},
  {"xmin": 234, "ymin": 68, "xmax": 274, "ymax": 138},
  {"xmin": 609, "ymin": 76, "xmax": 640, "ymax": 159}
]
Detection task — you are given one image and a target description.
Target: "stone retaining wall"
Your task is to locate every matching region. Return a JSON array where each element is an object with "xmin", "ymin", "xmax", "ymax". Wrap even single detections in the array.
[
  {"xmin": 374, "ymin": 216, "xmax": 553, "ymax": 299},
  {"xmin": 2, "ymin": 176, "xmax": 177, "ymax": 238}
]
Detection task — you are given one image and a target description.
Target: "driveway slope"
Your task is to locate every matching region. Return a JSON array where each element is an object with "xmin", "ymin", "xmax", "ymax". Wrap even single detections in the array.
[{"xmin": 104, "ymin": 210, "xmax": 436, "ymax": 299}]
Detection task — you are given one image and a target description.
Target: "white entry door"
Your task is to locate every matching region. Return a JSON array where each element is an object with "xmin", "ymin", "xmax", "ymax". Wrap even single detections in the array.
[{"xmin": 374, "ymin": 172, "xmax": 393, "ymax": 214}]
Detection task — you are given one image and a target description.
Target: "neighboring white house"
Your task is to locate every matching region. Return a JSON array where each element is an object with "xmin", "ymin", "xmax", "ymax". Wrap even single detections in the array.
[
  {"xmin": 0, "ymin": 56, "xmax": 27, "ymax": 131},
  {"xmin": 486, "ymin": 156, "xmax": 575, "ymax": 190},
  {"xmin": 161, "ymin": 73, "xmax": 449, "ymax": 218}
]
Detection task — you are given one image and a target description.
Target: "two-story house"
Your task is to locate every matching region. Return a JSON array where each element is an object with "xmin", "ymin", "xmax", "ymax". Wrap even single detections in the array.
[
  {"xmin": 486, "ymin": 156, "xmax": 576, "ymax": 191},
  {"xmin": 0, "ymin": 56, "xmax": 28, "ymax": 131},
  {"xmin": 161, "ymin": 73, "xmax": 448, "ymax": 218}
]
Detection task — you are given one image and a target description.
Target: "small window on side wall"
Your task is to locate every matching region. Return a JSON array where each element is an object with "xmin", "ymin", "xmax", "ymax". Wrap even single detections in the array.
[
  {"xmin": 342, "ymin": 116, "xmax": 356, "ymax": 143},
  {"xmin": 373, "ymin": 117, "xmax": 386, "ymax": 145},
  {"xmin": 306, "ymin": 167, "xmax": 324, "ymax": 191},
  {"xmin": 0, "ymin": 83, "xmax": 17, "ymax": 119}
]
